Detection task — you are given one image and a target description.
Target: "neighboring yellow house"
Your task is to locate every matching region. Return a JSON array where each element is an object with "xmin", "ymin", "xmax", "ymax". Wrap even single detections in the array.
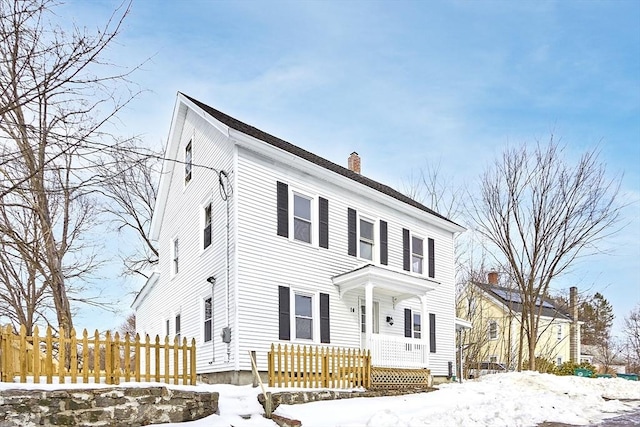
[{"xmin": 457, "ymin": 273, "xmax": 580, "ymax": 375}]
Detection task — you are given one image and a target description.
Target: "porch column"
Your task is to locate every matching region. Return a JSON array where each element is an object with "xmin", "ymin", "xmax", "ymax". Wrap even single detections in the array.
[
  {"xmin": 421, "ymin": 294, "xmax": 429, "ymax": 367},
  {"xmin": 365, "ymin": 282, "xmax": 374, "ymax": 350}
]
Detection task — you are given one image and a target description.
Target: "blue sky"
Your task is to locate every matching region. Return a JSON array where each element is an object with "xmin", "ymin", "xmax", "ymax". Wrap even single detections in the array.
[{"xmin": 61, "ymin": 0, "xmax": 639, "ymax": 337}]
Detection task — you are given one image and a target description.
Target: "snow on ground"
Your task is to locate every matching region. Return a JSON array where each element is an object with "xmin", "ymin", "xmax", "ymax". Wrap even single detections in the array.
[{"xmin": 2, "ymin": 371, "xmax": 639, "ymax": 426}]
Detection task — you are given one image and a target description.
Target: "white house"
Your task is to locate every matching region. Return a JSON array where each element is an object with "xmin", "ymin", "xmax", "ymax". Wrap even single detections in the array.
[{"xmin": 132, "ymin": 92, "xmax": 465, "ymax": 384}]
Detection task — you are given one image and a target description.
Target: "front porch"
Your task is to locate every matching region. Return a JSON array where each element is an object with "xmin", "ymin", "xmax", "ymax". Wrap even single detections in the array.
[{"xmin": 332, "ymin": 264, "xmax": 439, "ymax": 370}]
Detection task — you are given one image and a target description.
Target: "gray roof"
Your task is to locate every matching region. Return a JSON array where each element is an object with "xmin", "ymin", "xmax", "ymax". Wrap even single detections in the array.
[
  {"xmin": 182, "ymin": 93, "xmax": 460, "ymax": 227},
  {"xmin": 473, "ymin": 281, "xmax": 572, "ymax": 321}
]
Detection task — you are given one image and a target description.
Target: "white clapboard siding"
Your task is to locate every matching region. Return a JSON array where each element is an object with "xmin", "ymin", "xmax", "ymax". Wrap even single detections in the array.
[
  {"xmin": 137, "ymin": 97, "xmax": 461, "ymax": 378},
  {"xmin": 233, "ymin": 147, "xmax": 458, "ymax": 375},
  {"xmin": 135, "ymin": 108, "xmax": 238, "ymax": 373}
]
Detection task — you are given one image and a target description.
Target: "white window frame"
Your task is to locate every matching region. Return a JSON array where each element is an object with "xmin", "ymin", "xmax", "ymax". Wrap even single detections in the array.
[
  {"xmin": 293, "ymin": 291, "xmax": 315, "ymax": 341},
  {"xmin": 292, "ymin": 192, "xmax": 313, "ymax": 244},
  {"xmin": 172, "ymin": 237, "xmax": 179, "ymax": 275},
  {"xmin": 557, "ymin": 356, "xmax": 563, "ymax": 366},
  {"xmin": 358, "ymin": 215, "xmax": 376, "ymax": 261},
  {"xmin": 359, "ymin": 299, "xmax": 380, "ymax": 334},
  {"xmin": 185, "ymin": 140, "xmax": 193, "ymax": 184},
  {"xmin": 488, "ymin": 320, "xmax": 498, "ymax": 340},
  {"xmin": 557, "ymin": 324, "xmax": 562, "ymax": 341},
  {"xmin": 175, "ymin": 313, "xmax": 181, "ymax": 343},
  {"xmin": 203, "ymin": 202, "xmax": 213, "ymax": 250},
  {"xmin": 411, "ymin": 234, "xmax": 424, "ymax": 274},
  {"xmin": 413, "ymin": 312, "xmax": 422, "ymax": 339},
  {"xmin": 203, "ymin": 297, "xmax": 213, "ymax": 343}
]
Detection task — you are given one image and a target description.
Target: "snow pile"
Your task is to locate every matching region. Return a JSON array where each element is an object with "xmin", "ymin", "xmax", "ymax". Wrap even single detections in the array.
[
  {"xmin": 2, "ymin": 371, "xmax": 638, "ymax": 426},
  {"xmin": 275, "ymin": 371, "xmax": 640, "ymax": 427}
]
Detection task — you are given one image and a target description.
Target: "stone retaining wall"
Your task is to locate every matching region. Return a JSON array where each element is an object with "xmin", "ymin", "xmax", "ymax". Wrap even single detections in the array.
[
  {"xmin": 259, "ymin": 387, "xmax": 435, "ymax": 412},
  {"xmin": 0, "ymin": 386, "xmax": 218, "ymax": 426}
]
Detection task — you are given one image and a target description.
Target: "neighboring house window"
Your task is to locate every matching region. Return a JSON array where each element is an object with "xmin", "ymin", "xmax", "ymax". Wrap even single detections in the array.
[
  {"xmin": 295, "ymin": 293, "xmax": 313, "ymax": 340},
  {"xmin": 204, "ymin": 297, "xmax": 212, "ymax": 342},
  {"xmin": 166, "ymin": 319, "xmax": 170, "ymax": 337},
  {"xmin": 359, "ymin": 218, "xmax": 374, "ymax": 260},
  {"xmin": 557, "ymin": 324, "xmax": 562, "ymax": 341},
  {"xmin": 185, "ymin": 140, "xmax": 192, "ymax": 183},
  {"xmin": 293, "ymin": 194, "xmax": 312, "ymax": 243},
  {"xmin": 488, "ymin": 320, "xmax": 498, "ymax": 340},
  {"xmin": 172, "ymin": 238, "xmax": 179, "ymax": 275},
  {"xmin": 489, "ymin": 356, "xmax": 498, "ymax": 363},
  {"xmin": 412, "ymin": 236, "xmax": 423, "ymax": 274},
  {"xmin": 204, "ymin": 203, "xmax": 212, "ymax": 249},
  {"xmin": 278, "ymin": 286, "xmax": 330, "ymax": 343},
  {"xmin": 557, "ymin": 357, "xmax": 562, "ymax": 366},
  {"xmin": 175, "ymin": 314, "xmax": 181, "ymax": 343}
]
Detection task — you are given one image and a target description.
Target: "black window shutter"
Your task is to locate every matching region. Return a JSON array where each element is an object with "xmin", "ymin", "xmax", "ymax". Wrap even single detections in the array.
[
  {"xmin": 429, "ymin": 313, "xmax": 436, "ymax": 353},
  {"xmin": 402, "ymin": 228, "xmax": 410, "ymax": 271},
  {"xmin": 320, "ymin": 293, "xmax": 330, "ymax": 343},
  {"xmin": 319, "ymin": 197, "xmax": 329, "ymax": 249},
  {"xmin": 347, "ymin": 208, "xmax": 357, "ymax": 256},
  {"xmin": 428, "ymin": 238, "xmax": 435, "ymax": 278},
  {"xmin": 404, "ymin": 308, "xmax": 412, "ymax": 338},
  {"xmin": 278, "ymin": 286, "xmax": 290, "ymax": 340},
  {"xmin": 277, "ymin": 182, "xmax": 288, "ymax": 237},
  {"xmin": 380, "ymin": 220, "xmax": 388, "ymax": 265}
]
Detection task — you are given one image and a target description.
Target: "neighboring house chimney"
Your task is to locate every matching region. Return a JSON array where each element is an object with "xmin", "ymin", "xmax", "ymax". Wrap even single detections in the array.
[
  {"xmin": 348, "ymin": 152, "xmax": 361, "ymax": 174},
  {"xmin": 570, "ymin": 286, "xmax": 580, "ymax": 363},
  {"xmin": 487, "ymin": 271, "xmax": 498, "ymax": 285}
]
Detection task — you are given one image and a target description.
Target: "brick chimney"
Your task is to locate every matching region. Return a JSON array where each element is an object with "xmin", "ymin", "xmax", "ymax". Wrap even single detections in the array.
[
  {"xmin": 569, "ymin": 286, "xmax": 580, "ymax": 363},
  {"xmin": 487, "ymin": 271, "xmax": 498, "ymax": 285},
  {"xmin": 348, "ymin": 152, "xmax": 361, "ymax": 174}
]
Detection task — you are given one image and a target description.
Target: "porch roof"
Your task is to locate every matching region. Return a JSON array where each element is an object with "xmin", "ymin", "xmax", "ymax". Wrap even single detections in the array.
[{"xmin": 331, "ymin": 264, "xmax": 440, "ymax": 300}]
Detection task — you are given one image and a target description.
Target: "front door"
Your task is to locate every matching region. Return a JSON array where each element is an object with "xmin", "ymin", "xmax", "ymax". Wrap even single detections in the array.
[{"xmin": 359, "ymin": 299, "xmax": 379, "ymax": 348}]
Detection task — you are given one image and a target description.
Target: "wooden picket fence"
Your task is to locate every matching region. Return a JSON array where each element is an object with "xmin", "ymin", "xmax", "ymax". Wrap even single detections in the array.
[
  {"xmin": 268, "ymin": 343, "xmax": 370, "ymax": 389},
  {"xmin": 0, "ymin": 324, "xmax": 197, "ymax": 385}
]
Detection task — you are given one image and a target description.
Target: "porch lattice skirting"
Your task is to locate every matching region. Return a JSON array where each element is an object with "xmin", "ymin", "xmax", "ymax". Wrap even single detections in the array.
[{"xmin": 370, "ymin": 367, "xmax": 432, "ymax": 389}]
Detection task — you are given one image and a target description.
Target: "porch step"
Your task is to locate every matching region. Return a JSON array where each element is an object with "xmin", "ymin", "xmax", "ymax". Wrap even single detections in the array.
[{"xmin": 370, "ymin": 367, "xmax": 432, "ymax": 390}]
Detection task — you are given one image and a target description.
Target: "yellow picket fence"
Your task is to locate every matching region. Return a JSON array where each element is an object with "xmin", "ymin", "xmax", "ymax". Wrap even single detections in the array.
[
  {"xmin": 0, "ymin": 324, "xmax": 197, "ymax": 385},
  {"xmin": 268, "ymin": 343, "xmax": 370, "ymax": 389}
]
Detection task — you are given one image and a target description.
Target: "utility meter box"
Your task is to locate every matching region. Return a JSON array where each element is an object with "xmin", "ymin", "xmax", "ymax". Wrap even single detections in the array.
[{"xmin": 221, "ymin": 327, "xmax": 231, "ymax": 343}]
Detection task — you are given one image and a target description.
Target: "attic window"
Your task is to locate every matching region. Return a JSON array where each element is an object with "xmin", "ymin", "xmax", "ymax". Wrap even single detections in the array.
[{"xmin": 185, "ymin": 140, "xmax": 193, "ymax": 183}]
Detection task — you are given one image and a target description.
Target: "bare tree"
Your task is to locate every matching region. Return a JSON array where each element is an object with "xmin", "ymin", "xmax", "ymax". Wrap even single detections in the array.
[
  {"xmin": 623, "ymin": 304, "xmax": 640, "ymax": 373},
  {"xmin": 0, "ymin": 0, "xmax": 142, "ymax": 335},
  {"xmin": 96, "ymin": 140, "xmax": 161, "ymax": 279},
  {"xmin": 469, "ymin": 139, "xmax": 622, "ymax": 370}
]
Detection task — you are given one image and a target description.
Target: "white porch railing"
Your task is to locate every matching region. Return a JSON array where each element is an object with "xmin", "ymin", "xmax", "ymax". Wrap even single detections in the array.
[{"xmin": 369, "ymin": 334, "xmax": 428, "ymax": 368}]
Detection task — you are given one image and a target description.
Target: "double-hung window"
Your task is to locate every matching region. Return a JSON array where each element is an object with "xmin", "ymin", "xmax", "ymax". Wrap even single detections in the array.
[
  {"xmin": 359, "ymin": 218, "xmax": 374, "ymax": 260},
  {"xmin": 488, "ymin": 320, "xmax": 498, "ymax": 340},
  {"xmin": 557, "ymin": 324, "xmax": 562, "ymax": 341},
  {"xmin": 185, "ymin": 141, "xmax": 192, "ymax": 183},
  {"xmin": 412, "ymin": 236, "xmax": 424, "ymax": 274},
  {"xmin": 293, "ymin": 194, "xmax": 312, "ymax": 243},
  {"xmin": 295, "ymin": 293, "xmax": 313, "ymax": 340},
  {"xmin": 172, "ymin": 238, "xmax": 179, "ymax": 275},
  {"xmin": 204, "ymin": 203, "xmax": 212, "ymax": 249},
  {"xmin": 204, "ymin": 298, "xmax": 212, "ymax": 342},
  {"xmin": 175, "ymin": 314, "xmax": 181, "ymax": 342},
  {"xmin": 413, "ymin": 313, "xmax": 422, "ymax": 339}
]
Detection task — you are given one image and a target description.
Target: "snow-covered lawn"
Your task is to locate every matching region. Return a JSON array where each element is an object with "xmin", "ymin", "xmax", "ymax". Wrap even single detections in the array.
[{"xmin": 2, "ymin": 371, "xmax": 639, "ymax": 426}]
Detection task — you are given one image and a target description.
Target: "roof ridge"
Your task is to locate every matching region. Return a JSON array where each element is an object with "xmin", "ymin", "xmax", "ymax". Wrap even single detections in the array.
[{"xmin": 181, "ymin": 93, "xmax": 461, "ymax": 228}]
